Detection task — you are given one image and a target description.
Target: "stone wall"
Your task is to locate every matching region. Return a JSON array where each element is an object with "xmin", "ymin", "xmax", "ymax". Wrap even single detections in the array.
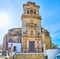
[{"xmin": 10, "ymin": 53, "xmax": 45, "ymax": 59}]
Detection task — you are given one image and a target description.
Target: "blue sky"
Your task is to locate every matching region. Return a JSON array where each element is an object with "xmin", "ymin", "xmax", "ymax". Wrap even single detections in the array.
[{"xmin": 0, "ymin": 0, "xmax": 60, "ymax": 47}]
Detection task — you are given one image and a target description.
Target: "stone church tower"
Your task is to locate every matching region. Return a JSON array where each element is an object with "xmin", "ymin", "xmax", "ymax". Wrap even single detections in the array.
[
  {"xmin": 2, "ymin": 2, "xmax": 58, "ymax": 59},
  {"xmin": 21, "ymin": 2, "xmax": 42, "ymax": 52}
]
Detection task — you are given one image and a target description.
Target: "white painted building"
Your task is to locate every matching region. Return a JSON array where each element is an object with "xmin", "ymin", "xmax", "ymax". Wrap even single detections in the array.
[
  {"xmin": 45, "ymin": 49, "xmax": 59, "ymax": 59},
  {"xmin": 8, "ymin": 42, "xmax": 21, "ymax": 53},
  {"xmin": 56, "ymin": 53, "xmax": 60, "ymax": 59}
]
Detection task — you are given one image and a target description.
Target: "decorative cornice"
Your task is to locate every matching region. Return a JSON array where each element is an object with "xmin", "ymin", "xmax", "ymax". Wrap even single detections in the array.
[{"xmin": 21, "ymin": 14, "xmax": 42, "ymax": 20}]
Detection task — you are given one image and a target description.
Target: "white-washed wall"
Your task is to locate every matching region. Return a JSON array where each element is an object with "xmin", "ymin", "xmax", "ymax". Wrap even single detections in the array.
[
  {"xmin": 45, "ymin": 49, "xmax": 59, "ymax": 59},
  {"xmin": 8, "ymin": 43, "xmax": 21, "ymax": 53}
]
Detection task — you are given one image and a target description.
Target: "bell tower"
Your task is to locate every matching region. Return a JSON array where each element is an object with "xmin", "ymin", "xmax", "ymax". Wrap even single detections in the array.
[{"xmin": 21, "ymin": 2, "xmax": 42, "ymax": 52}]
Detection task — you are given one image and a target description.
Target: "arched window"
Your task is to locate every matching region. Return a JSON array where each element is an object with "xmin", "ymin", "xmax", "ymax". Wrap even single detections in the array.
[
  {"xmin": 27, "ymin": 10, "xmax": 29, "ymax": 14},
  {"xmin": 30, "ymin": 10, "xmax": 33, "ymax": 14},
  {"xmin": 34, "ymin": 10, "xmax": 36, "ymax": 14}
]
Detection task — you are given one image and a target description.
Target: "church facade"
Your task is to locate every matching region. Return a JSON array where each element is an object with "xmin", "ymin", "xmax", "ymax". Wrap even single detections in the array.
[{"xmin": 3, "ymin": 2, "xmax": 57, "ymax": 59}]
